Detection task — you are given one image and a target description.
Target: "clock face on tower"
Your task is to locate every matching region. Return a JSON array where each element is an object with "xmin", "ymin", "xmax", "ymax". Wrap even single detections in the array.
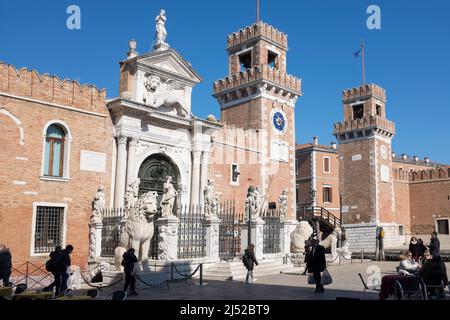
[
  {"xmin": 271, "ymin": 109, "xmax": 288, "ymax": 135},
  {"xmin": 380, "ymin": 145, "xmax": 388, "ymax": 160}
]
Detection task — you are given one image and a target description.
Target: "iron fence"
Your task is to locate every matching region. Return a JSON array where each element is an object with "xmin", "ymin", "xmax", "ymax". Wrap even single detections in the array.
[
  {"xmin": 177, "ymin": 205, "xmax": 206, "ymax": 259},
  {"xmin": 261, "ymin": 209, "xmax": 281, "ymax": 254},
  {"xmin": 218, "ymin": 201, "xmax": 243, "ymax": 260},
  {"xmin": 100, "ymin": 208, "xmax": 125, "ymax": 258}
]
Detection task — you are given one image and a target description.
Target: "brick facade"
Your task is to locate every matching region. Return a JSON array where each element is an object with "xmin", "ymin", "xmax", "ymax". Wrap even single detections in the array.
[{"xmin": 0, "ymin": 63, "xmax": 114, "ymax": 267}]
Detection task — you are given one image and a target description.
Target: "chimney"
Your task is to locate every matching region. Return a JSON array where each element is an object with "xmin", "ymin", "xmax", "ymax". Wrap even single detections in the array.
[
  {"xmin": 401, "ymin": 154, "xmax": 408, "ymax": 160},
  {"xmin": 413, "ymin": 156, "xmax": 419, "ymax": 162},
  {"xmin": 313, "ymin": 136, "xmax": 318, "ymax": 146},
  {"xmin": 331, "ymin": 142, "xmax": 337, "ymax": 150},
  {"xmin": 424, "ymin": 157, "xmax": 430, "ymax": 164}
]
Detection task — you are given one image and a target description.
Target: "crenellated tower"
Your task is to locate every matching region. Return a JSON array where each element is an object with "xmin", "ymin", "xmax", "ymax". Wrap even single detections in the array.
[
  {"xmin": 333, "ymin": 84, "xmax": 396, "ymax": 225},
  {"xmin": 212, "ymin": 21, "xmax": 302, "ymax": 219}
]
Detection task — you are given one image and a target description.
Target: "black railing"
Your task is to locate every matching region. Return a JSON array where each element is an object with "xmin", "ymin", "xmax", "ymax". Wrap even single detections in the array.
[
  {"xmin": 101, "ymin": 208, "xmax": 125, "ymax": 258},
  {"xmin": 297, "ymin": 205, "xmax": 341, "ymax": 229},
  {"xmin": 261, "ymin": 209, "xmax": 281, "ymax": 254},
  {"xmin": 177, "ymin": 205, "xmax": 206, "ymax": 259},
  {"xmin": 218, "ymin": 200, "xmax": 243, "ymax": 260}
]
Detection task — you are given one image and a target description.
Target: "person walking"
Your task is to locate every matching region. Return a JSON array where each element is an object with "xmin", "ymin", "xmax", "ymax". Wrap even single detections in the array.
[
  {"xmin": 429, "ymin": 232, "xmax": 441, "ymax": 258},
  {"xmin": 59, "ymin": 245, "xmax": 73, "ymax": 295},
  {"xmin": 122, "ymin": 248, "xmax": 138, "ymax": 296},
  {"xmin": 302, "ymin": 240, "xmax": 312, "ymax": 275},
  {"xmin": 243, "ymin": 244, "xmax": 258, "ymax": 284},
  {"xmin": 308, "ymin": 239, "xmax": 326, "ymax": 293},
  {"xmin": 0, "ymin": 243, "xmax": 12, "ymax": 286},
  {"xmin": 43, "ymin": 246, "xmax": 63, "ymax": 295}
]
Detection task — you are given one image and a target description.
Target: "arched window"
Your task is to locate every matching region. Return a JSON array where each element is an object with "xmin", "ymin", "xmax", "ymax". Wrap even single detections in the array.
[{"xmin": 43, "ymin": 124, "xmax": 66, "ymax": 177}]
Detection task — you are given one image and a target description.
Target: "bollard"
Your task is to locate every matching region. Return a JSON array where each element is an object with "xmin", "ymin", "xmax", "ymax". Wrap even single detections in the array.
[
  {"xmin": 199, "ymin": 264, "xmax": 203, "ymax": 286},
  {"xmin": 170, "ymin": 263, "xmax": 174, "ymax": 281},
  {"xmin": 339, "ymin": 252, "xmax": 342, "ymax": 266},
  {"xmin": 25, "ymin": 262, "xmax": 29, "ymax": 287},
  {"xmin": 361, "ymin": 249, "xmax": 364, "ymax": 263}
]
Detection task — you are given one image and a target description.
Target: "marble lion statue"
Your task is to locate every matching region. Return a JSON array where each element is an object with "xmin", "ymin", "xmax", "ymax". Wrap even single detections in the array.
[
  {"xmin": 319, "ymin": 227, "xmax": 342, "ymax": 260},
  {"xmin": 143, "ymin": 75, "xmax": 189, "ymax": 117},
  {"xmin": 114, "ymin": 191, "xmax": 158, "ymax": 270},
  {"xmin": 290, "ymin": 221, "xmax": 314, "ymax": 253}
]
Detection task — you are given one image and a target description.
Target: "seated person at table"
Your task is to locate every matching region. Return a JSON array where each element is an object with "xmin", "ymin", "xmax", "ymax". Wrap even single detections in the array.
[
  {"xmin": 398, "ymin": 251, "xmax": 420, "ymax": 276},
  {"xmin": 420, "ymin": 250, "xmax": 448, "ymax": 299}
]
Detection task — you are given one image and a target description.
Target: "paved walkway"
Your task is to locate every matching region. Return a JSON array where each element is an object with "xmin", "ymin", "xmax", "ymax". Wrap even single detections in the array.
[{"xmin": 115, "ymin": 261, "xmax": 448, "ymax": 300}]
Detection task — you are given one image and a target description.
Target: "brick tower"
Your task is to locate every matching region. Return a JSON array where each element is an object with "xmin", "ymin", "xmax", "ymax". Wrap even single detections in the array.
[
  {"xmin": 333, "ymin": 84, "xmax": 397, "ymax": 226},
  {"xmin": 212, "ymin": 21, "xmax": 302, "ymax": 218}
]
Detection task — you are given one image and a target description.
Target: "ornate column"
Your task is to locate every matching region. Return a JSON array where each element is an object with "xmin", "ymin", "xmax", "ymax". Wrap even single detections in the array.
[
  {"xmin": 114, "ymin": 136, "xmax": 128, "ymax": 208},
  {"xmin": 280, "ymin": 219, "xmax": 299, "ymax": 255},
  {"xmin": 199, "ymin": 151, "xmax": 210, "ymax": 206},
  {"xmin": 190, "ymin": 150, "xmax": 202, "ymax": 206},
  {"xmin": 155, "ymin": 216, "xmax": 180, "ymax": 260},
  {"xmin": 126, "ymin": 138, "xmax": 137, "ymax": 186},
  {"xmin": 240, "ymin": 219, "xmax": 265, "ymax": 258},
  {"xmin": 204, "ymin": 216, "xmax": 221, "ymax": 263}
]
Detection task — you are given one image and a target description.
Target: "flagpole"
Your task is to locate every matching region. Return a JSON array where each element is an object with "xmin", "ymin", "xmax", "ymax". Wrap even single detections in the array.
[
  {"xmin": 361, "ymin": 41, "xmax": 365, "ymax": 85},
  {"xmin": 256, "ymin": 0, "xmax": 260, "ymax": 22}
]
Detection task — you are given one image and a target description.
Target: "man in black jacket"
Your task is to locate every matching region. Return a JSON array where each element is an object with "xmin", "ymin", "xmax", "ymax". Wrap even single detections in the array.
[
  {"xmin": 43, "ymin": 246, "xmax": 63, "ymax": 295},
  {"xmin": 0, "ymin": 243, "xmax": 12, "ymax": 286},
  {"xmin": 244, "ymin": 244, "xmax": 259, "ymax": 284},
  {"xmin": 59, "ymin": 245, "xmax": 73, "ymax": 295},
  {"xmin": 308, "ymin": 239, "xmax": 327, "ymax": 293},
  {"xmin": 429, "ymin": 232, "xmax": 441, "ymax": 258},
  {"xmin": 122, "ymin": 248, "xmax": 138, "ymax": 295}
]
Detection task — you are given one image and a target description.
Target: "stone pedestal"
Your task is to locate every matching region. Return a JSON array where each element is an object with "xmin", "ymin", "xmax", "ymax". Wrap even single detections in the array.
[
  {"xmin": 280, "ymin": 219, "xmax": 299, "ymax": 255},
  {"xmin": 89, "ymin": 222, "xmax": 103, "ymax": 260},
  {"xmin": 204, "ymin": 216, "xmax": 221, "ymax": 263},
  {"xmin": 240, "ymin": 218, "xmax": 265, "ymax": 258},
  {"xmin": 155, "ymin": 216, "xmax": 180, "ymax": 261}
]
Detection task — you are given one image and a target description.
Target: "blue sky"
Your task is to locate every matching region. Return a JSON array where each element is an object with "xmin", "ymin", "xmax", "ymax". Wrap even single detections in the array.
[{"xmin": 1, "ymin": 0, "xmax": 449, "ymax": 163}]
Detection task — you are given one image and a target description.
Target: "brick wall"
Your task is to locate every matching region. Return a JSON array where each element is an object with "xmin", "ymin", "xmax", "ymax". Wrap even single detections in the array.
[{"xmin": 0, "ymin": 63, "xmax": 113, "ymax": 268}]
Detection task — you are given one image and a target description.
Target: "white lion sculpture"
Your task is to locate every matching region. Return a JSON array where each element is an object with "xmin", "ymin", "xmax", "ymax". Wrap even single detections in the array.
[
  {"xmin": 319, "ymin": 227, "xmax": 342, "ymax": 261},
  {"xmin": 114, "ymin": 191, "xmax": 158, "ymax": 271},
  {"xmin": 143, "ymin": 75, "xmax": 189, "ymax": 118},
  {"xmin": 290, "ymin": 221, "xmax": 314, "ymax": 253}
]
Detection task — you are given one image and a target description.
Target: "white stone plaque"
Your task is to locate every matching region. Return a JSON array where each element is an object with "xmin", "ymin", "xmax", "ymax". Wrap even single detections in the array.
[
  {"xmin": 270, "ymin": 140, "xmax": 289, "ymax": 162},
  {"xmin": 352, "ymin": 154, "xmax": 362, "ymax": 161},
  {"xmin": 80, "ymin": 151, "xmax": 106, "ymax": 173},
  {"xmin": 380, "ymin": 165, "xmax": 390, "ymax": 182}
]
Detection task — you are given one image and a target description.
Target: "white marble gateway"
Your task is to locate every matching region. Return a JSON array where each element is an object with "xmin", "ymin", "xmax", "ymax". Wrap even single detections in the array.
[{"xmin": 107, "ymin": 32, "xmax": 221, "ymax": 208}]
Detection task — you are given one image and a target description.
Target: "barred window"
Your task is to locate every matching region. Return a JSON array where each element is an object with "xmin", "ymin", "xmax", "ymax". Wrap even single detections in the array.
[{"xmin": 34, "ymin": 206, "xmax": 65, "ymax": 254}]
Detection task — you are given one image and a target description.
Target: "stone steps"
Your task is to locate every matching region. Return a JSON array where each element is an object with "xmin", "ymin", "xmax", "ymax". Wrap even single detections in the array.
[{"xmin": 201, "ymin": 259, "xmax": 300, "ymax": 281}]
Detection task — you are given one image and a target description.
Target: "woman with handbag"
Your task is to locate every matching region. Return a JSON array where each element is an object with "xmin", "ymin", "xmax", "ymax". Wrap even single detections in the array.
[{"xmin": 308, "ymin": 239, "xmax": 327, "ymax": 293}]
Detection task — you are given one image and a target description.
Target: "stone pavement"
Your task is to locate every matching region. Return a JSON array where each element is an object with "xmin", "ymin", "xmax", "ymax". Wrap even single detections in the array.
[{"xmin": 114, "ymin": 261, "xmax": 449, "ymax": 300}]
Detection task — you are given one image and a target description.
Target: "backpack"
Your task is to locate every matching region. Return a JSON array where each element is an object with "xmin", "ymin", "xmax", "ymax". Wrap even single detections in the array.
[
  {"xmin": 242, "ymin": 254, "xmax": 249, "ymax": 268},
  {"xmin": 45, "ymin": 259, "xmax": 54, "ymax": 272}
]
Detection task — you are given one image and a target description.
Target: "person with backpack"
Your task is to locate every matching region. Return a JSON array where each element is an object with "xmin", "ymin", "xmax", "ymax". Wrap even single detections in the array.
[
  {"xmin": 243, "ymin": 244, "xmax": 258, "ymax": 284},
  {"xmin": 0, "ymin": 243, "xmax": 12, "ymax": 286},
  {"xmin": 43, "ymin": 246, "xmax": 63, "ymax": 295},
  {"xmin": 122, "ymin": 248, "xmax": 138, "ymax": 296}
]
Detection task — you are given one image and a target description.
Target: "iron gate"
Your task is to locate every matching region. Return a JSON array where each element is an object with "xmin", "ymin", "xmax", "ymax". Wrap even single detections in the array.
[
  {"xmin": 101, "ymin": 208, "xmax": 125, "ymax": 257},
  {"xmin": 177, "ymin": 205, "xmax": 206, "ymax": 259},
  {"xmin": 262, "ymin": 209, "xmax": 281, "ymax": 254},
  {"xmin": 218, "ymin": 201, "xmax": 243, "ymax": 260}
]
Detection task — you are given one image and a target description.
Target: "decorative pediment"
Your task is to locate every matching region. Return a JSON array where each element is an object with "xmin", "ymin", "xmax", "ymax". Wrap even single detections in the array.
[{"xmin": 137, "ymin": 49, "xmax": 202, "ymax": 85}]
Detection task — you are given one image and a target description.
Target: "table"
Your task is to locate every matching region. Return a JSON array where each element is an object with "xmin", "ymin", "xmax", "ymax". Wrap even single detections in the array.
[
  {"xmin": 0, "ymin": 287, "xmax": 13, "ymax": 297},
  {"xmin": 379, "ymin": 275, "xmax": 420, "ymax": 300},
  {"xmin": 56, "ymin": 295, "xmax": 93, "ymax": 300},
  {"xmin": 14, "ymin": 291, "xmax": 54, "ymax": 300}
]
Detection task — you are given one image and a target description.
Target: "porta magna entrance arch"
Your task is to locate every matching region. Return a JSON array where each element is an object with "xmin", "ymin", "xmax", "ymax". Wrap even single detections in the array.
[{"xmin": 138, "ymin": 153, "xmax": 181, "ymax": 259}]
